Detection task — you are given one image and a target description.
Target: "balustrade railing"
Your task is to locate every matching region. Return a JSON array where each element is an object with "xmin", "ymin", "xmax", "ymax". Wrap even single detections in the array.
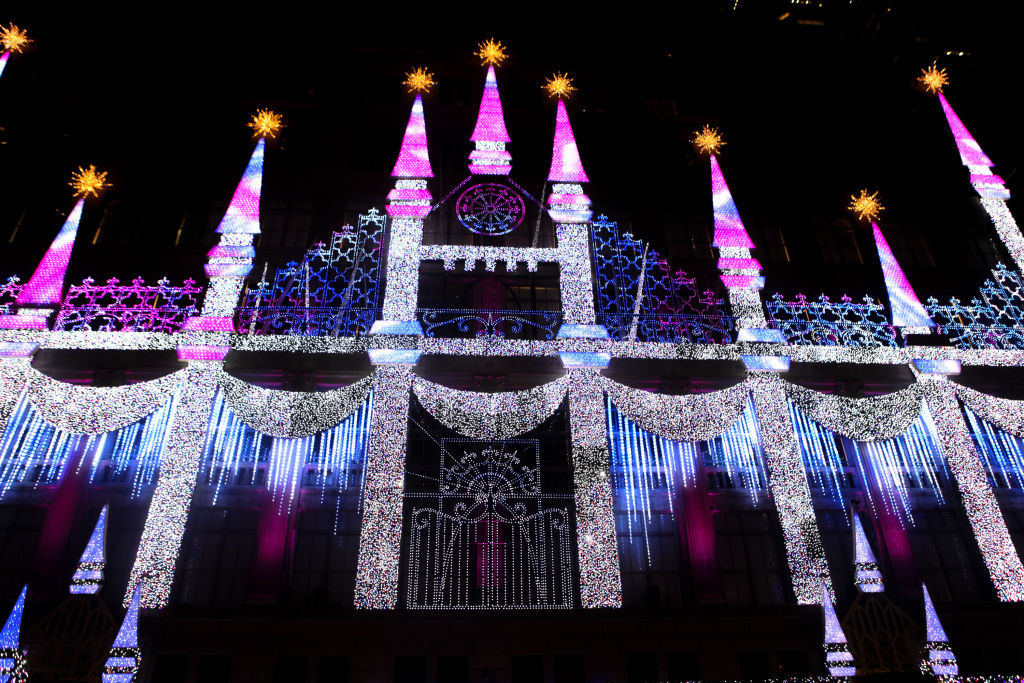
[
  {"xmin": 599, "ymin": 312, "xmax": 737, "ymax": 344},
  {"xmin": 52, "ymin": 277, "xmax": 202, "ymax": 333},
  {"xmin": 235, "ymin": 306, "xmax": 377, "ymax": 337},
  {"xmin": 417, "ymin": 308, "xmax": 561, "ymax": 340}
]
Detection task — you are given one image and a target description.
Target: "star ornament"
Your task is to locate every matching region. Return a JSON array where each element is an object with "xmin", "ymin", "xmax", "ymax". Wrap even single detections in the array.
[
  {"xmin": 0, "ymin": 23, "xmax": 30, "ymax": 53},
  {"xmin": 849, "ymin": 189, "xmax": 884, "ymax": 222},
  {"xmin": 403, "ymin": 67, "xmax": 436, "ymax": 94},
  {"xmin": 693, "ymin": 125, "xmax": 725, "ymax": 155},
  {"xmin": 69, "ymin": 165, "xmax": 111, "ymax": 199},
  {"xmin": 248, "ymin": 109, "xmax": 284, "ymax": 139},
  {"xmin": 475, "ymin": 38, "xmax": 507, "ymax": 67},
  {"xmin": 543, "ymin": 72, "xmax": 576, "ymax": 99},
  {"xmin": 918, "ymin": 65, "xmax": 949, "ymax": 94}
]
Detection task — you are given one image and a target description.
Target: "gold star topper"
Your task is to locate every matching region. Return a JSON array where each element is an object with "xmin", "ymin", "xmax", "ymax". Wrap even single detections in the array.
[
  {"xmin": 475, "ymin": 38, "xmax": 507, "ymax": 67},
  {"xmin": 69, "ymin": 165, "xmax": 110, "ymax": 199},
  {"xmin": 403, "ymin": 67, "xmax": 436, "ymax": 94},
  {"xmin": 248, "ymin": 109, "xmax": 284, "ymax": 139},
  {"xmin": 693, "ymin": 125, "xmax": 725, "ymax": 155},
  {"xmin": 849, "ymin": 189, "xmax": 884, "ymax": 222},
  {"xmin": 0, "ymin": 23, "xmax": 30, "ymax": 53},
  {"xmin": 543, "ymin": 72, "xmax": 576, "ymax": 99},
  {"xmin": 918, "ymin": 64, "xmax": 949, "ymax": 94}
]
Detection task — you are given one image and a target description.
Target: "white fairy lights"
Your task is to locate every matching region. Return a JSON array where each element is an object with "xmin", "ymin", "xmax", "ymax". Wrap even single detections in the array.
[
  {"xmin": 566, "ymin": 368, "xmax": 621, "ymax": 607},
  {"xmin": 412, "ymin": 375, "xmax": 568, "ymax": 439},
  {"xmin": 353, "ymin": 366, "xmax": 414, "ymax": 609},
  {"xmin": 784, "ymin": 381, "xmax": 926, "ymax": 442},
  {"xmin": 920, "ymin": 377, "xmax": 1024, "ymax": 602}
]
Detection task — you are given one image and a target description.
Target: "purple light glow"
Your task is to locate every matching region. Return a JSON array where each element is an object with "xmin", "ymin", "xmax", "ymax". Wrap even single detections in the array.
[
  {"xmin": 872, "ymin": 223, "xmax": 933, "ymax": 330},
  {"xmin": 717, "ymin": 257, "xmax": 762, "ymax": 271},
  {"xmin": 0, "ymin": 315, "xmax": 47, "ymax": 330},
  {"xmin": 70, "ymin": 505, "xmax": 107, "ymax": 595},
  {"xmin": 391, "ymin": 95, "xmax": 434, "ymax": 178},
  {"xmin": 182, "ymin": 316, "xmax": 236, "ymax": 333},
  {"xmin": 822, "ymin": 583, "xmax": 857, "ymax": 677},
  {"xmin": 939, "ymin": 93, "xmax": 994, "ymax": 168},
  {"xmin": 710, "ymin": 155, "xmax": 755, "ymax": 249},
  {"xmin": 0, "ymin": 586, "xmax": 25, "ymax": 649},
  {"xmin": 547, "ymin": 99, "xmax": 589, "ymax": 183},
  {"xmin": 921, "ymin": 583, "xmax": 959, "ymax": 676},
  {"xmin": 0, "ymin": 51, "xmax": 9, "ymax": 79},
  {"xmin": 720, "ymin": 274, "xmax": 765, "ymax": 289},
  {"xmin": 470, "ymin": 65, "xmax": 511, "ymax": 143},
  {"xmin": 215, "ymin": 138, "xmax": 264, "ymax": 235},
  {"xmin": 852, "ymin": 512, "xmax": 884, "ymax": 593},
  {"xmin": 176, "ymin": 345, "xmax": 230, "ymax": 361},
  {"xmin": 16, "ymin": 198, "xmax": 84, "ymax": 306}
]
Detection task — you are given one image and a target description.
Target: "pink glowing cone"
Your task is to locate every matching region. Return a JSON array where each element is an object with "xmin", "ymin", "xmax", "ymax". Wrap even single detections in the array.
[
  {"xmin": 0, "ymin": 52, "xmax": 10, "ymax": 79},
  {"xmin": 471, "ymin": 65, "xmax": 510, "ymax": 143},
  {"xmin": 710, "ymin": 155, "xmax": 756, "ymax": 249},
  {"xmin": 215, "ymin": 138, "xmax": 264, "ymax": 235},
  {"xmin": 16, "ymin": 198, "xmax": 84, "ymax": 306},
  {"xmin": 939, "ymin": 93, "xmax": 994, "ymax": 168},
  {"xmin": 392, "ymin": 95, "xmax": 434, "ymax": 178},
  {"xmin": 547, "ymin": 99, "xmax": 589, "ymax": 183},
  {"xmin": 872, "ymin": 223, "xmax": 933, "ymax": 330}
]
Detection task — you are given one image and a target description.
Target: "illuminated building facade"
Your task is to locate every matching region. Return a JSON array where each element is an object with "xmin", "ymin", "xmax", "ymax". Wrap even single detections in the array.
[{"xmin": 3, "ymin": 32, "xmax": 1024, "ymax": 682}]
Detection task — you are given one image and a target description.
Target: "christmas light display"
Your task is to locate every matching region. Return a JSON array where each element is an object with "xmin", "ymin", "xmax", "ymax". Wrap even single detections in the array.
[
  {"xmin": 412, "ymin": 375, "xmax": 567, "ymax": 439},
  {"xmin": 919, "ymin": 65, "xmax": 949, "ymax": 94},
  {"xmin": 567, "ymin": 368, "xmax": 621, "ymax": 607},
  {"xmin": 248, "ymin": 108, "xmax": 283, "ymax": 139},
  {"xmin": 852, "ymin": 512, "xmax": 884, "ymax": 592},
  {"xmin": 920, "ymin": 583, "xmax": 958, "ymax": 677},
  {"xmin": 926, "ymin": 264, "xmax": 1024, "ymax": 350},
  {"xmin": 872, "ymin": 222, "xmax": 934, "ymax": 332},
  {"xmin": 103, "ymin": 585, "xmax": 141, "ymax": 682},
  {"xmin": 785, "ymin": 381, "xmax": 925, "ymax": 442},
  {"xmin": 474, "ymin": 38, "xmax": 507, "ymax": 67},
  {"xmin": 821, "ymin": 583, "xmax": 856, "ymax": 677},
  {"xmin": 52, "ymin": 276, "xmax": 202, "ymax": 333},
  {"xmin": 543, "ymin": 72, "xmax": 575, "ymax": 99},
  {"xmin": 70, "ymin": 504, "xmax": 107, "ymax": 594},
  {"xmin": 69, "ymin": 165, "xmax": 110, "ymax": 199},
  {"xmin": 15, "ymin": 199, "xmax": 84, "ymax": 307},
  {"xmin": 849, "ymin": 190, "xmax": 884, "ymax": 223},
  {"xmin": 468, "ymin": 65, "xmax": 512, "ymax": 175},
  {"xmin": 419, "ymin": 308, "xmax": 560, "ymax": 340},
  {"xmin": 693, "ymin": 125, "xmax": 725, "ymax": 155},
  {"xmin": 403, "ymin": 67, "xmax": 435, "ymax": 94},
  {"xmin": 749, "ymin": 374, "xmax": 831, "ymax": 604},
  {"xmin": 419, "ymin": 244, "xmax": 556, "ymax": 273},
  {"xmin": 455, "ymin": 183, "xmax": 524, "ymax": 234},
  {"xmin": 964, "ymin": 406, "xmax": 1024, "ymax": 490},
  {"xmin": 217, "ymin": 369, "xmax": 372, "ymax": 437},
  {"xmin": 126, "ymin": 363, "xmax": 219, "ymax": 608},
  {"xmin": 391, "ymin": 95, "xmax": 434, "ymax": 180},
  {"xmin": 0, "ymin": 585, "xmax": 27, "ymax": 683},
  {"xmin": 354, "ymin": 366, "xmax": 413, "ymax": 608},
  {"xmin": 0, "ymin": 23, "xmax": 29, "ymax": 83},
  {"xmin": 0, "ymin": 359, "xmax": 29, "ymax": 440},
  {"xmin": 921, "ymin": 377, "xmax": 1024, "ymax": 602}
]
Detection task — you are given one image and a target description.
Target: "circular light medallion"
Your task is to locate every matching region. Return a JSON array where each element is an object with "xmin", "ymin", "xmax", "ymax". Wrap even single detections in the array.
[{"xmin": 455, "ymin": 183, "xmax": 526, "ymax": 235}]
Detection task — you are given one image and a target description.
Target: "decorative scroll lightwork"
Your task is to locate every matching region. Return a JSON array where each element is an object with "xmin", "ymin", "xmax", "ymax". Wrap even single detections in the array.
[
  {"xmin": 354, "ymin": 366, "xmax": 414, "ymax": 609},
  {"xmin": 24, "ymin": 367, "xmax": 181, "ymax": 434},
  {"xmin": 0, "ymin": 585, "xmax": 28, "ymax": 683},
  {"xmin": 748, "ymin": 373, "xmax": 832, "ymax": 604},
  {"xmin": 921, "ymin": 377, "xmax": 1024, "ymax": 602},
  {"xmin": 566, "ymin": 368, "xmax": 621, "ymax": 608},
  {"xmin": 70, "ymin": 505, "xmax": 107, "ymax": 594},
  {"xmin": 766, "ymin": 293, "xmax": 899, "ymax": 349},
  {"xmin": 127, "ymin": 363, "xmax": 220, "ymax": 609},
  {"xmin": 216, "ymin": 370, "xmax": 373, "ymax": 438},
  {"xmin": 926, "ymin": 264, "xmax": 1024, "ymax": 351},
  {"xmin": 599, "ymin": 376, "xmax": 749, "ymax": 442},
  {"xmin": 412, "ymin": 375, "xmax": 567, "ymax": 440}
]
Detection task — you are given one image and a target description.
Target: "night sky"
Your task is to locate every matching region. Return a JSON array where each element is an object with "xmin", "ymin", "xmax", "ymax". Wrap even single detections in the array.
[{"xmin": 2, "ymin": 3, "xmax": 1021, "ymax": 302}]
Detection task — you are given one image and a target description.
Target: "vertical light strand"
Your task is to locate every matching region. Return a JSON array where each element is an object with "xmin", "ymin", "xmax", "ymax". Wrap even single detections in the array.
[
  {"xmin": 748, "ymin": 373, "xmax": 831, "ymax": 604},
  {"xmin": 921, "ymin": 377, "xmax": 1024, "ymax": 601},
  {"xmin": 353, "ymin": 366, "xmax": 413, "ymax": 609},
  {"xmin": 567, "ymin": 368, "xmax": 621, "ymax": 607},
  {"xmin": 964, "ymin": 406, "xmax": 1024, "ymax": 490},
  {"xmin": 126, "ymin": 363, "xmax": 219, "ymax": 608}
]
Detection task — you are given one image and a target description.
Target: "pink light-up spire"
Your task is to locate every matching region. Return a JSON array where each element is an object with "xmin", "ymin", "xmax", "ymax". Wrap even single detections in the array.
[
  {"xmin": 0, "ymin": 52, "xmax": 9, "ymax": 79},
  {"xmin": 852, "ymin": 512, "xmax": 884, "ymax": 593},
  {"xmin": 939, "ymin": 92, "xmax": 994, "ymax": 168},
  {"xmin": 469, "ymin": 65, "xmax": 512, "ymax": 175},
  {"xmin": 547, "ymin": 99, "xmax": 589, "ymax": 183},
  {"xmin": 871, "ymin": 222, "xmax": 933, "ymax": 332},
  {"xmin": 710, "ymin": 154, "xmax": 755, "ymax": 250},
  {"xmin": 921, "ymin": 583, "xmax": 958, "ymax": 676},
  {"xmin": 391, "ymin": 94, "xmax": 434, "ymax": 179},
  {"xmin": 215, "ymin": 138, "xmax": 264, "ymax": 235},
  {"xmin": 15, "ymin": 198, "xmax": 85, "ymax": 306}
]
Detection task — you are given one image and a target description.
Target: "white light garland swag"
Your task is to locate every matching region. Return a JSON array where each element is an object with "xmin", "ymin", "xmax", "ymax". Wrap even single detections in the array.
[
  {"xmin": 0, "ymin": 358, "xmax": 31, "ymax": 436},
  {"xmin": 599, "ymin": 375, "xmax": 750, "ymax": 442},
  {"xmin": 955, "ymin": 383, "xmax": 1024, "ymax": 438},
  {"xmin": 412, "ymin": 375, "xmax": 568, "ymax": 439},
  {"xmin": 783, "ymin": 381, "xmax": 925, "ymax": 442},
  {"xmin": 25, "ymin": 366, "xmax": 183, "ymax": 435},
  {"xmin": 216, "ymin": 369, "xmax": 374, "ymax": 438}
]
